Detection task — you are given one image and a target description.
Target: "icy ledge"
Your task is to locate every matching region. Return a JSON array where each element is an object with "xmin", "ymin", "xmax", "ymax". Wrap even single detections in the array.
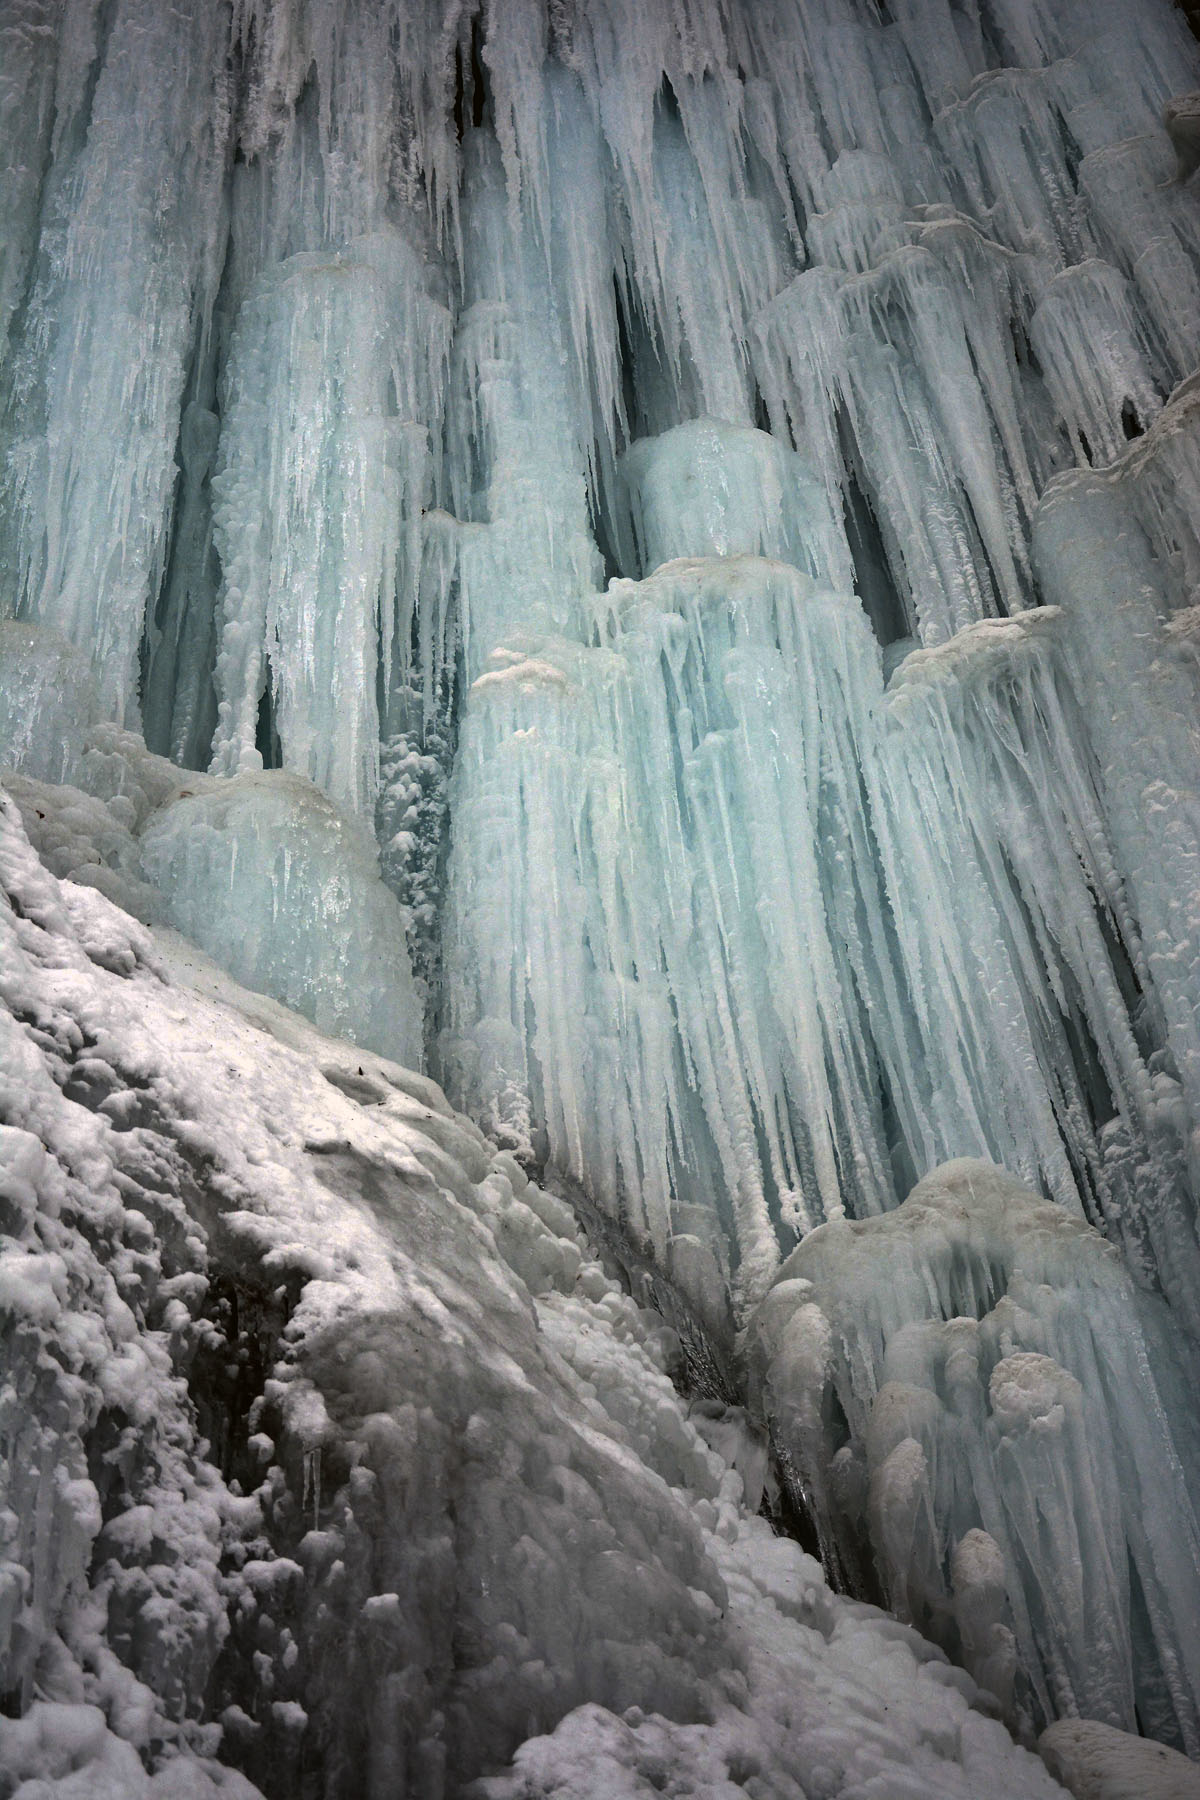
[{"xmin": 0, "ymin": 788, "xmax": 1069, "ymax": 1798}]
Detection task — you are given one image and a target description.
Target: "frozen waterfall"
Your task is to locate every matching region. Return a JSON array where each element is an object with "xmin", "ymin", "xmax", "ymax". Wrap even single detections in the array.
[{"xmin": 2, "ymin": 0, "xmax": 1200, "ymax": 1794}]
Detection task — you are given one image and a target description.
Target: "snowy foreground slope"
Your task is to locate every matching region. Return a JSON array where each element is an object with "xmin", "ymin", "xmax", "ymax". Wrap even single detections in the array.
[{"xmin": 0, "ymin": 788, "xmax": 1087, "ymax": 1798}]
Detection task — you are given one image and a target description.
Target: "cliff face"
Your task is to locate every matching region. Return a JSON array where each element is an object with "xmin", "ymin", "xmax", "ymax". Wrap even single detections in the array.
[{"xmin": 1, "ymin": 0, "xmax": 1200, "ymax": 1793}]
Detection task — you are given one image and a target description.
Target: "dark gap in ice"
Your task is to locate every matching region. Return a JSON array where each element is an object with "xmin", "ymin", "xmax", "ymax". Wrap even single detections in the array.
[
  {"xmin": 469, "ymin": 13, "xmax": 489, "ymax": 130},
  {"xmin": 876, "ymin": 1051, "xmax": 917, "ymax": 1204},
  {"xmin": 994, "ymin": 841, "xmax": 1120, "ymax": 1165},
  {"xmin": 1008, "ymin": 314, "xmax": 1043, "ymax": 380},
  {"xmin": 758, "ymin": 1447, "xmax": 825, "ymax": 1564},
  {"xmin": 826, "ymin": 1385, "xmax": 851, "ymax": 1456},
  {"xmin": 957, "ymin": 484, "xmax": 1012, "ymax": 616},
  {"xmin": 453, "ymin": 38, "xmax": 467, "ymax": 143},
  {"xmin": 1091, "ymin": 886, "xmax": 1148, "ymax": 1045},
  {"xmin": 656, "ymin": 74, "xmax": 683, "ymax": 128},
  {"xmin": 549, "ymin": 1169, "xmax": 739, "ymax": 1401},
  {"xmin": 589, "ymin": 468, "xmax": 626, "ymax": 583},
  {"xmin": 612, "ymin": 274, "xmax": 640, "ymax": 462},
  {"xmin": 255, "ymin": 662, "xmax": 283, "ymax": 769},
  {"xmin": 1126, "ymin": 1550, "xmax": 1188, "ymax": 1749},
  {"xmin": 943, "ymin": 1240, "xmax": 1007, "ymax": 1321},
  {"xmin": 1122, "ymin": 398, "xmax": 1145, "ymax": 440},
  {"xmin": 757, "ymin": 1107, "xmax": 803, "ymax": 1256},
  {"xmin": 839, "ymin": 454, "xmax": 910, "ymax": 647},
  {"xmin": 191, "ymin": 1271, "xmax": 303, "ymax": 1485},
  {"xmin": 453, "ymin": 17, "xmax": 491, "ymax": 140},
  {"xmin": 448, "ymin": 11, "xmax": 491, "ymax": 152}
]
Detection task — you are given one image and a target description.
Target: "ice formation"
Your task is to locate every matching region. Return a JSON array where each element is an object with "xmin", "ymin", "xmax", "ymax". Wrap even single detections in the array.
[
  {"xmin": 1, "ymin": 0, "xmax": 1200, "ymax": 1791},
  {"xmin": 744, "ymin": 1161, "xmax": 1200, "ymax": 1748}
]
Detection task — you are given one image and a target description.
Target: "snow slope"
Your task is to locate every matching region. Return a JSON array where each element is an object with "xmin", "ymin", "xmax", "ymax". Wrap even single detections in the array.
[{"xmin": 0, "ymin": 789, "xmax": 1068, "ymax": 1796}]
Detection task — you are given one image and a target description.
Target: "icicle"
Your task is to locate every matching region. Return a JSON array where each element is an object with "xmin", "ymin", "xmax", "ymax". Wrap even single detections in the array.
[{"xmin": 0, "ymin": 0, "xmax": 232, "ymax": 724}]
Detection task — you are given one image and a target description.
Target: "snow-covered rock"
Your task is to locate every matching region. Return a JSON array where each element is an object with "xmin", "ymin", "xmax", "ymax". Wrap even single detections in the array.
[{"xmin": 0, "ymin": 793, "xmax": 1075, "ymax": 1795}]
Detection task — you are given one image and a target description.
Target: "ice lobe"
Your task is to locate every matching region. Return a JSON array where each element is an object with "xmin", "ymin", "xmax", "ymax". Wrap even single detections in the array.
[
  {"xmin": 745, "ymin": 1160, "xmax": 1200, "ymax": 1751},
  {"xmin": 138, "ymin": 770, "xmax": 422, "ymax": 1066},
  {"xmin": 1039, "ymin": 1716, "xmax": 1200, "ymax": 1800},
  {"xmin": 620, "ymin": 420, "xmax": 843, "ymax": 583}
]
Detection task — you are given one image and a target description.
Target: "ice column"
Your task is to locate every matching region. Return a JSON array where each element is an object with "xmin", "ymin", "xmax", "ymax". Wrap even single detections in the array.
[
  {"xmin": 0, "ymin": 0, "xmax": 230, "ymax": 724},
  {"xmin": 875, "ymin": 614, "xmax": 1200, "ymax": 1330},
  {"xmin": 208, "ymin": 230, "xmax": 450, "ymax": 814},
  {"xmin": 442, "ymin": 559, "xmax": 910, "ymax": 1304},
  {"xmin": 441, "ymin": 129, "xmax": 607, "ymax": 682},
  {"xmin": 757, "ymin": 241, "xmax": 1031, "ymax": 644}
]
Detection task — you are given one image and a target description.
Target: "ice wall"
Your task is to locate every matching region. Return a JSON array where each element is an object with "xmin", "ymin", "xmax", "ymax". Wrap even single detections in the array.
[{"xmin": 1, "ymin": 0, "xmax": 1200, "ymax": 1782}]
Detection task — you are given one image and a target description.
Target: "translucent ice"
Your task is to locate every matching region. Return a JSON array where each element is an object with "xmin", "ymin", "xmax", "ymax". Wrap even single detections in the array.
[
  {"xmin": 0, "ymin": 0, "xmax": 1199, "ymax": 1780},
  {"xmin": 139, "ymin": 771, "xmax": 422, "ymax": 1064},
  {"xmin": 745, "ymin": 1160, "xmax": 1200, "ymax": 1751}
]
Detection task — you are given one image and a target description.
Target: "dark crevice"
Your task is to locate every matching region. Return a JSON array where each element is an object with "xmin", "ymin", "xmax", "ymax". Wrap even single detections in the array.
[
  {"xmin": 255, "ymin": 662, "xmax": 283, "ymax": 769},
  {"xmin": 839, "ymin": 455, "xmax": 910, "ymax": 647},
  {"xmin": 1122, "ymin": 398, "xmax": 1145, "ymax": 441}
]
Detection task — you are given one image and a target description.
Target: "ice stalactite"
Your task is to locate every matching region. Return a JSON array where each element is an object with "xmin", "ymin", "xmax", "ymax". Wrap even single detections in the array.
[
  {"xmin": 140, "ymin": 770, "xmax": 423, "ymax": 1065},
  {"xmin": 0, "ymin": 0, "xmax": 231, "ymax": 726}
]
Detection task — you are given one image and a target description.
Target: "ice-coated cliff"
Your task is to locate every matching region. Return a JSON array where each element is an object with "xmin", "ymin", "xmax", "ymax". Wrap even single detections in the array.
[{"xmin": 2, "ymin": 0, "xmax": 1200, "ymax": 1793}]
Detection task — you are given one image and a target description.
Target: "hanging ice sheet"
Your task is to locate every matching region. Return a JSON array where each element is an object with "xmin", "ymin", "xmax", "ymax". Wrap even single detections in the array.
[{"xmin": 208, "ymin": 230, "xmax": 449, "ymax": 815}]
